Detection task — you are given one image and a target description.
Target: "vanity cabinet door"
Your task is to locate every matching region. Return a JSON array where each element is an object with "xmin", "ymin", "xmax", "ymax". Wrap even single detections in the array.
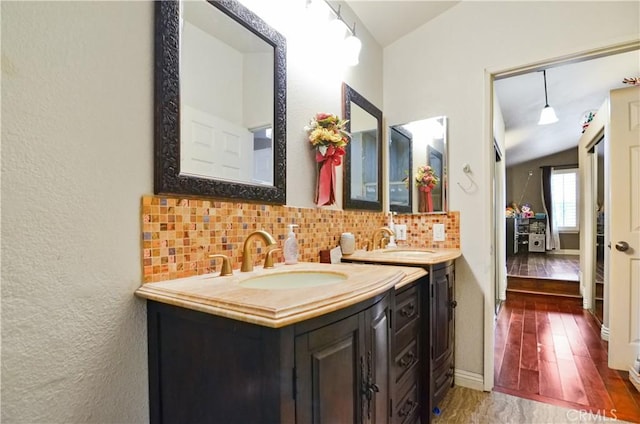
[
  {"xmin": 364, "ymin": 293, "xmax": 391, "ymax": 423},
  {"xmin": 430, "ymin": 263, "xmax": 455, "ymax": 410},
  {"xmin": 295, "ymin": 313, "xmax": 362, "ymax": 424},
  {"xmin": 295, "ymin": 293, "xmax": 391, "ymax": 424}
]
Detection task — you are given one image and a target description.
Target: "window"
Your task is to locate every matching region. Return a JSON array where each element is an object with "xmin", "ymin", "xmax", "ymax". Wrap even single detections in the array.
[{"xmin": 551, "ymin": 168, "xmax": 579, "ymax": 232}]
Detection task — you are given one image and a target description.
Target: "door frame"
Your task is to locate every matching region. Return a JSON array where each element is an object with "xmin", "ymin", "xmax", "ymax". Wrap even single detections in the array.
[
  {"xmin": 485, "ymin": 39, "xmax": 640, "ymax": 391},
  {"xmin": 578, "ymin": 102, "xmax": 607, "ymax": 316}
]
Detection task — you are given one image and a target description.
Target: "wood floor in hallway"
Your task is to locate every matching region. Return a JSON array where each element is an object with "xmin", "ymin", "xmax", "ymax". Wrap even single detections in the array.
[
  {"xmin": 494, "ymin": 292, "xmax": 640, "ymax": 423},
  {"xmin": 506, "ymin": 253, "xmax": 580, "ymax": 281}
]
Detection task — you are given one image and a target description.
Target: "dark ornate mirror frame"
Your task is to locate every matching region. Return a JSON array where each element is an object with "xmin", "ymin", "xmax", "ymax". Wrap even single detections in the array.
[
  {"xmin": 154, "ymin": 0, "xmax": 287, "ymax": 204},
  {"xmin": 388, "ymin": 125, "xmax": 413, "ymax": 214},
  {"xmin": 342, "ymin": 83, "xmax": 383, "ymax": 211}
]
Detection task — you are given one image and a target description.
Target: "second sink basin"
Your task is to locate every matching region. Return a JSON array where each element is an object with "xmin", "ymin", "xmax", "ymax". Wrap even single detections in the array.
[{"xmin": 239, "ymin": 270, "xmax": 348, "ymax": 290}]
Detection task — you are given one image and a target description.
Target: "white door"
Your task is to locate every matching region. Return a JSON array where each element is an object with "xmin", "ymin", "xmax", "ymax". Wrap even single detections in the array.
[
  {"xmin": 608, "ymin": 85, "xmax": 640, "ymax": 369},
  {"xmin": 181, "ymin": 105, "xmax": 253, "ymax": 183}
]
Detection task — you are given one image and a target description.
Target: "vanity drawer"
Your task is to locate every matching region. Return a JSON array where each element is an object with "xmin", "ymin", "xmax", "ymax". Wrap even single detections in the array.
[
  {"xmin": 394, "ymin": 371, "xmax": 419, "ymax": 424},
  {"xmin": 394, "ymin": 317, "xmax": 418, "ymax": 355},
  {"xmin": 394, "ymin": 339, "xmax": 419, "ymax": 384},
  {"xmin": 395, "ymin": 285, "xmax": 420, "ymax": 333},
  {"xmin": 432, "ymin": 350, "xmax": 454, "ymax": 407}
]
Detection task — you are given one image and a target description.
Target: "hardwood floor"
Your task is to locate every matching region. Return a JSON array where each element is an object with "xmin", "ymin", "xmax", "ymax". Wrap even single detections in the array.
[
  {"xmin": 506, "ymin": 253, "xmax": 579, "ymax": 281},
  {"xmin": 494, "ymin": 292, "xmax": 640, "ymax": 423}
]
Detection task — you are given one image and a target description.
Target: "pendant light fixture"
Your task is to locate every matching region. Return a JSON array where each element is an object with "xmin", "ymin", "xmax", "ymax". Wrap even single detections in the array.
[{"xmin": 538, "ymin": 69, "xmax": 559, "ymax": 125}]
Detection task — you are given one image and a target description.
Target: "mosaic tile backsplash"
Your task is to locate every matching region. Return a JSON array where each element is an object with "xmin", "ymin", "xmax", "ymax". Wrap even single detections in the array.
[{"xmin": 141, "ymin": 195, "xmax": 460, "ymax": 283}]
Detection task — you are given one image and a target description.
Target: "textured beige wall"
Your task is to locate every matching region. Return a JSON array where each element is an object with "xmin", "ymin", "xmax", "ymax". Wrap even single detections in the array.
[{"xmin": 1, "ymin": 2, "xmax": 153, "ymax": 422}]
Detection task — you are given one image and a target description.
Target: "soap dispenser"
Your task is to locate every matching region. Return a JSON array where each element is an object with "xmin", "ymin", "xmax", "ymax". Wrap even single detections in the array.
[
  {"xmin": 387, "ymin": 212, "xmax": 397, "ymax": 248},
  {"xmin": 284, "ymin": 224, "xmax": 299, "ymax": 264}
]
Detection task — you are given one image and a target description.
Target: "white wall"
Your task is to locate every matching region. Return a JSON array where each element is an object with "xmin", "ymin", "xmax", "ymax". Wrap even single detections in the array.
[
  {"xmin": 1, "ymin": 0, "xmax": 383, "ymax": 422},
  {"xmin": 182, "ymin": 20, "xmax": 244, "ymax": 124},
  {"xmin": 384, "ymin": 1, "xmax": 639, "ymax": 382}
]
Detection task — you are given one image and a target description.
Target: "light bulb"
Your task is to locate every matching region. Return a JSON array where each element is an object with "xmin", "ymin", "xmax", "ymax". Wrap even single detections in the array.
[
  {"xmin": 327, "ymin": 18, "xmax": 348, "ymax": 44},
  {"xmin": 538, "ymin": 105, "xmax": 559, "ymax": 125},
  {"xmin": 342, "ymin": 35, "xmax": 362, "ymax": 66}
]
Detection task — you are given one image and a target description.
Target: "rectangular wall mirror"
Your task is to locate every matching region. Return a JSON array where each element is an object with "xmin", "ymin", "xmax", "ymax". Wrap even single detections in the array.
[
  {"xmin": 388, "ymin": 116, "xmax": 448, "ymax": 214},
  {"xmin": 342, "ymin": 83, "xmax": 383, "ymax": 211},
  {"xmin": 154, "ymin": 0, "xmax": 287, "ymax": 204}
]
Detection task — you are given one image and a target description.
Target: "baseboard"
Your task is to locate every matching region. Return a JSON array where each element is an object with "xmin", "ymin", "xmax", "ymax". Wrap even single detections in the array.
[
  {"xmin": 547, "ymin": 249, "xmax": 580, "ymax": 256},
  {"xmin": 601, "ymin": 325, "xmax": 610, "ymax": 341},
  {"xmin": 454, "ymin": 369, "xmax": 484, "ymax": 391}
]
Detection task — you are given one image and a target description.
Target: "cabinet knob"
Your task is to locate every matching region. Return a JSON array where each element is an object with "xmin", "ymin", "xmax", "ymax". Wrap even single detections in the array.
[
  {"xmin": 450, "ymin": 300, "xmax": 457, "ymax": 308},
  {"xmin": 400, "ymin": 303, "xmax": 416, "ymax": 317},
  {"xmin": 399, "ymin": 351, "xmax": 416, "ymax": 368},
  {"xmin": 398, "ymin": 399, "xmax": 417, "ymax": 418}
]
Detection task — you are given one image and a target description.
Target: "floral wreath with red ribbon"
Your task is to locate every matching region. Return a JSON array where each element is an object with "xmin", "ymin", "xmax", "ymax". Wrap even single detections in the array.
[
  {"xmin": 305, "ymin": 113, "xmax": 350, "ymax": 206},
  {"xmin": 415, "ymin": 165, "xmax": 439, "ymax": 192}
]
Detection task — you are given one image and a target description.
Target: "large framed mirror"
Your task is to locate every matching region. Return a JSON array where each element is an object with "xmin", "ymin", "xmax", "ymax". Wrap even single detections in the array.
[
  {"xmin": 154, "ymin": 0, "xmax": 287, "ymax": 204},
  {"xmin": 342, "ymin": 83, "xmax": 383, "ymax": 211},
  {"xmin": 389, "ymin": 126, "xmax": 413, "ymax": 213},
  {"xmin": 388, "ymin": 116, "xmax": 448, "ymax": 214}
]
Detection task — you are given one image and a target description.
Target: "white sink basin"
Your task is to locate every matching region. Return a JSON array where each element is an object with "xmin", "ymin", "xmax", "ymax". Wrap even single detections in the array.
[{"xmin": 239, "ymin": 271, "xmax": 348, "ymax": 290}]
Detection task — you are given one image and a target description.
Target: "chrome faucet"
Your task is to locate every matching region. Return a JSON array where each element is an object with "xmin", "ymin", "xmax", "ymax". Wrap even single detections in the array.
[
  {"xmin": 371, "ymin": 227, "xmax": 395, "ymax": 250},
  {"xmin": 241, "ymin": 230, "xmax": 277, "ymax": 272}
]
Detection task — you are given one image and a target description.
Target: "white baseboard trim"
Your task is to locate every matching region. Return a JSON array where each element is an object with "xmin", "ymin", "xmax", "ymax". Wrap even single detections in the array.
[
  {"xmin": 547, "ymin": 249, "xmax": 580, "ymax": 256},
  {"xmin": 601, "ymin": 325, "xmax": 610, "ymax": 341},
  {"xmin": 454, "ymin": 369, "xmax": 484, "ymax": 391}
]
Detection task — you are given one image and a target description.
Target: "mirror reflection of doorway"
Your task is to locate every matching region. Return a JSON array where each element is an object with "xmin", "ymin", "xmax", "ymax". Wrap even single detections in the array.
[{"xmin": 593, "ymin": 137, "xmax": 605, "ymax": 324}]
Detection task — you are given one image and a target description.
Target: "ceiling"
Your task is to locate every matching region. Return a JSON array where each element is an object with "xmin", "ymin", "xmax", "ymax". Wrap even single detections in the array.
[
  {"xmin": 343, "ymin": 1, "xmax": 640, "ymax": 167},
  {"xmin": 494, "ymin": 51, "xmax": 640, "ymax": 166},
  {"xmin": 344, "ymin": 1, "xmax": 459, "ymax": 48}
]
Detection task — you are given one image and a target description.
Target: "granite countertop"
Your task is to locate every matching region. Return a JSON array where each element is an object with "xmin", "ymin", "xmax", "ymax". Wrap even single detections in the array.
[
  {"xmin": 342, "ymin": 247, "xmax": 462, "ymax": 266},
  {"xmin": 135, "ymin": 262, "xmax": 427, "ymax": 328}
]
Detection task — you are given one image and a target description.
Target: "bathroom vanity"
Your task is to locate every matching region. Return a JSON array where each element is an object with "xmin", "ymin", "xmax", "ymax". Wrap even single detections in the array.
[
  {"xmin": 136, "ymin": 263, "xmax": 429, "ymax": 423},
  {"xmin": 342, "ymin": 248, "xmax": 460, "ymax": 422}
]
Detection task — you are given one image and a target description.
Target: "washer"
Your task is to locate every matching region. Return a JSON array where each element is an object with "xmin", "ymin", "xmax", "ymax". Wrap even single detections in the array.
[{"xmin": 528, "ymin": 234, "xmax": 545, "ymax": 252}]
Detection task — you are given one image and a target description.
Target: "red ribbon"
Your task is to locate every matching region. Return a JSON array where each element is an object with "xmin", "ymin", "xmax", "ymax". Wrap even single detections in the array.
[
  {"xmin": 426, "ymin": 186, "xmax": 433, "ymax": 212},
  {"xmin": 315, "ymin": 146, "xmax": 345, "ymax": 206},
  {"xmin": 421, "ymin": 185, "xmax": 434, "ymax": 212}
]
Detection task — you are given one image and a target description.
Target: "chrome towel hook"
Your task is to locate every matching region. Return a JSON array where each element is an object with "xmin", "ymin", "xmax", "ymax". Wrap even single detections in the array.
[{"xmin": 457, "ymin": 163, "xmax": 477, "ymax": 193}]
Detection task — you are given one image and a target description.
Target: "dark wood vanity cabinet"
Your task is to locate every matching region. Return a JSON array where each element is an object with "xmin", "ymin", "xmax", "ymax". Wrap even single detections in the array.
[
  {"xmin": 146, "ymin": 290, "xmax": 392, "ymax": 424},
  {"xmin": 341, "ymin": 259, "xmax": 457, "ymax": 424}
]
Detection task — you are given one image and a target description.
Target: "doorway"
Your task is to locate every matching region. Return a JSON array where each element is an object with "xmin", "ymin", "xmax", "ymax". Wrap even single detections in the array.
[{"xmin": 485, "ymin": 41, "xmax": 638, "ymax": 410}]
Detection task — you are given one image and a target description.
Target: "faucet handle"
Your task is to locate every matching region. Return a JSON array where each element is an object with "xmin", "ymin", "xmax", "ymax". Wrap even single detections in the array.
[
  {"xmin": 209, "ymin": 254, "xmax": 233, "ymax": 276},
  {"xmin": 264, "ymin": 247, "xmax": 282, "ymax": 268}
]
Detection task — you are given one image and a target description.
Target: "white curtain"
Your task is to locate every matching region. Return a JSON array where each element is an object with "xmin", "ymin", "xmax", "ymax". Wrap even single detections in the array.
[{"xmin": 541, "ymin": 166, "xmax": 560, "ymax": 250}]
